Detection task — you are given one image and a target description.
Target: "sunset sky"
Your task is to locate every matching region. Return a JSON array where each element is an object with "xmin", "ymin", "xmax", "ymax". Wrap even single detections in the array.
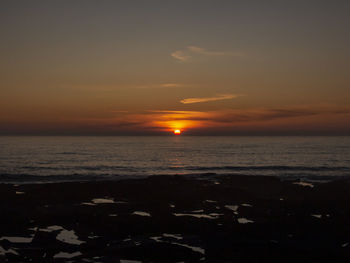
[{"xmin": 1, "ymin": 1, "xmax": 350, "ymax": 135}]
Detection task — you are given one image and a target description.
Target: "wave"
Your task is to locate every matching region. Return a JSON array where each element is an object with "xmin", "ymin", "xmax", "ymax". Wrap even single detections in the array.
[
  {"xmin": 168, "ymin": 165, "xmax": 350, "ymax": 172},
  {"xmin": 13, "ymin": 165, "xmax": 350, "ymax": 173},
  {"xmin": 1, "ymin": 165, "xmax": 350, "ymax": 184},
  {"xmin": 1, "ymin": 171, "xmax": 349, "ymax": 184},
  {"xmin": 0, "ymin": 173, "xmax": 122, "ymax": 183},
  {"xmin": 19, "ymin": 165, "xmax": 138, "ymax": 172}
]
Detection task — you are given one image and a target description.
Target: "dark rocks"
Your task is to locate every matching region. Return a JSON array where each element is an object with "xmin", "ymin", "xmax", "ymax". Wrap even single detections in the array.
[{"xmin": 0, "ymin": 175, "xmax": 350, "ymax": 262}]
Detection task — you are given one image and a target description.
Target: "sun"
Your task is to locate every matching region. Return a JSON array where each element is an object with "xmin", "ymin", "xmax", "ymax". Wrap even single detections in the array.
[{"xmin": 173, "ymin": 129, "xmax": 181, "ymax": 135}]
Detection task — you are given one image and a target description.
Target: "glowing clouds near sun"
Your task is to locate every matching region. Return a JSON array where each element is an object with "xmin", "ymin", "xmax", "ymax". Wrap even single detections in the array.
[
  {"xmin": 149, "ymin": 110, "xmax": 206, "ymax": 133},
  {"xmin": 37, "ymin": 106, "xmax": 350, "ymax": 135},
  {"xmin": 180, "ymin": 94, "xmax": 239, "ymax": 104}
]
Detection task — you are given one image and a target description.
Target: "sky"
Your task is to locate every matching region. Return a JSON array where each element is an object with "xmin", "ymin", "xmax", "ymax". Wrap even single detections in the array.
[{"xmin": 1, "ymin": 0, "xmax": 350, "ymax": 135}]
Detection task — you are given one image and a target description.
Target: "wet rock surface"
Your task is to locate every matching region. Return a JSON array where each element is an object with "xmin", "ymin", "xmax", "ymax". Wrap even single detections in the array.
[{"xmin": 1, "ymin": 175, "xmax": 350, "ymax": 262}]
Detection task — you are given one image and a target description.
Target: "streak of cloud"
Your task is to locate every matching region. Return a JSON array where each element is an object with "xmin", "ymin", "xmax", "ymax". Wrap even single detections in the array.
[
  {"xmin": 171, "ymin": 50, "xmax": 191, "ymax": 62},
  {"xmin": 187, "ymin": 46, "xmax": 241, "ymax": 56},
  {"xmin": 135, "ymin": 83, "xmax": 188, "ymax": 89},
  {"xmin": 4, "ymin": 106, "xmax": 350, "ymax": 135},
  {"xmin": 171, "ymin": 46, "xmax": 243, "ymax": 62},
  {"xmin": 159, "ymin": 83, "xmax": 186, "ymax": 88},
  {"xmin": 180, "ymin": 94, "xmax": 239, "ymax": 104}
]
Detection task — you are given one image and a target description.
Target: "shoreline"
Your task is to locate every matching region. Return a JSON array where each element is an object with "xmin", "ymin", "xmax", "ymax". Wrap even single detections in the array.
[
  {"xmin": 1, "ymin": 174, "xmax": 350, "ymax": 262},
  {"xmin": 0, "ymin": 172, "xmax": 347, "ymax": 185}
]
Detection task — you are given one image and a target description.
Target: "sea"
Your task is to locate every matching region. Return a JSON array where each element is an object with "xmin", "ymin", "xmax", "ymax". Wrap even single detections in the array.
[{"xmin": 0, "ymin": 136, "xmax": 350, "ymax": 183}]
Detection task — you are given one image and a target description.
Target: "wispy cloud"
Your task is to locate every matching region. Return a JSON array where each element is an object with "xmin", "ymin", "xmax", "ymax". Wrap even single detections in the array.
[
  {"xmin": 180, "ymin": 94, "xmax": 239, "ymax": 104},
  {"xmin": 136, "ymin": 83, "xmax": 188, "ymax": 89},
  {"xmin": 159, "ymin": 83, "xmax": 186, "ymax": 88},
  {"xmin": 171, "ymin": 46, "xmax": 243, "ymax": 62},
  {"xmin": 187, "ymin": 46, "xmax": 237, "ymax": 56},
  {"xmin": 171, "ymin": 50, "xmax": 191, "ymax": 62},
  {"xmin": 20, "ymin": 106, "xmax": 349, "ymax": 135}
]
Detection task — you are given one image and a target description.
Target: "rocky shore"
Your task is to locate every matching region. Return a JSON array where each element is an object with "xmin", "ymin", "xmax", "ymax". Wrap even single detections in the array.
[{"xmin": 1, "ymin": 175, "xmax": 350, "ymax": 262}]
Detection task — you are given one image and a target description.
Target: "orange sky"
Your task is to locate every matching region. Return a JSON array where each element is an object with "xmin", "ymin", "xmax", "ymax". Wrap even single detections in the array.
[{"xmin": 1, "ymin": 1, "xmax": 350, "ymax": 135}]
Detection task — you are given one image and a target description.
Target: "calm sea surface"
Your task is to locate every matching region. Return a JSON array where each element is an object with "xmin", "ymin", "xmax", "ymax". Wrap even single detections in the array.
[{"xmin": 0, "ymin": 136, "xmax": 350, "ymax": 183}]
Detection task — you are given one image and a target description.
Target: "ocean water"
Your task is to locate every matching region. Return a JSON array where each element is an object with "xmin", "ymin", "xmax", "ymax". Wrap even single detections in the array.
[{"xmin": 0, "ymin": 136, "xmax": 350, "ymax": 183}]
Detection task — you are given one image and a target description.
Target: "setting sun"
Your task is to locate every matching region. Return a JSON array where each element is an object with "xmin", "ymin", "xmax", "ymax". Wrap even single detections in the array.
[{"xmin": 174, "ymin": 129, "xmax": 181, "ymax": 135}]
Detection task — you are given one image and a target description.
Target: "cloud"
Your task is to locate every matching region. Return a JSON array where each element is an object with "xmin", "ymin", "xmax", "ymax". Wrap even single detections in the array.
[
  {"xmin": 180, "ymin": 94, "xmax": 239, "ymax": 104},
  {"xmin": 135, "ymin": 83, "xmax": 188, "ymax": 89},
  {"xmin": 171, "ymin": 50, "xmax": 191, "ymax": 62},
  {"xmin": 187, "ymin": 46, "xmax": 236, "ymax": 56},
  {"xmin": 5, "ymin": 106, "xmax": 349, "ymax": 135},
  {"xmin": 94, "ymin": 107, "xmax": 350, "ymax": 130},
  {"xmin": 159, "ymin": 83, "xmax": 186, "ymax": 88},
  {"xmin": 171, "ymin": 46, "xmax": 243, "ymax": 62},
  {"xmin": 206, "ymin": 108, "xmax": 319, "ymax": 123}
]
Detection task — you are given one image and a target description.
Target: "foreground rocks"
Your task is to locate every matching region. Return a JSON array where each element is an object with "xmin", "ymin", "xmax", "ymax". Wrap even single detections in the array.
[{"xmin": 0, "ymin": 175, "xmax": 350, "ymax": 262}]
